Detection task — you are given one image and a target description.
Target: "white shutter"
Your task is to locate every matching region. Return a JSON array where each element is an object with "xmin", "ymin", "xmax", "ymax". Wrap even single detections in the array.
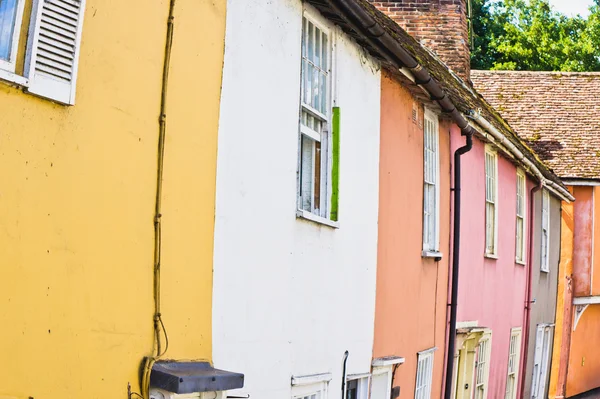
[{"xmin": 25, "ymin": 0, "xmax": 86, "ymax": 105}]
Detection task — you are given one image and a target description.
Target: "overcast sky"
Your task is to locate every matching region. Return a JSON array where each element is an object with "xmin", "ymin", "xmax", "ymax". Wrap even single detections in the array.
[{"xmin": 548, "ymin": 0, "xmax": 593, "ymax": 17}]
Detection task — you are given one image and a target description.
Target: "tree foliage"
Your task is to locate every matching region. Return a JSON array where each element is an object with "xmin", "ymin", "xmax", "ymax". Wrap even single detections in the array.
[{"xmin": 470, "ymin": 0, "xmax": 600, "ymax": 71}]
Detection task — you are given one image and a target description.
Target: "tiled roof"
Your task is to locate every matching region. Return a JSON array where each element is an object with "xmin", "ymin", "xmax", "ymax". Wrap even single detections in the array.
[
  {"xmin": 472, "ymin": 70, "xmax": 600, "ymax": 180},
  {"xmin": 305, "ymin": 0, "xmax": 567, "ymax": 191}
]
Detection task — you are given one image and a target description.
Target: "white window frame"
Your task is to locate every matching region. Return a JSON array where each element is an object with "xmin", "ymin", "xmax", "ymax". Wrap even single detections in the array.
[
  {"xmin": 296, "ymin": 8, "xmax": 336, "ymax": 227},
  {"xmin": 485, "ymin": 146, "xmax": 499, "ymax": 257},
  {"xmin": 415, "ymin": 347, "xmax": 436, "ymax": 399},
  {"xmin": 541, "ymin": 189, "xmax": 550, "ymax": 272},
  {"xmin": 475, "ymin": 332, "xmax": 492, "ymax": 399},
  {"xmin": 345, "ymin": 375, "xmax": 369, "ymax": 399},
  {"xmin": 292, "ymin": 374, "xmax": 330, "ymax": 399},
  {"xmin": 0, "ymin": 0, "xmax": 27, "ymax": 73},
  {"xmin": 422, "ymin": 109, "xmax": 440, "ymax": 256},
  {"xmin": 505, "ymin": 328, "xmax": 522, "ymax": 399},
  {"xmin": 515, "ymin": 170, "xmax": 527, "ymax": 264},
  {"xmin": 531, "ymin": 324, "xmax": 553, "ymax": 399}
]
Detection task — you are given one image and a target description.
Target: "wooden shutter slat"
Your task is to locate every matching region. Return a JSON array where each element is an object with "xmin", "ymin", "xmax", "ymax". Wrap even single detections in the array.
[{"xmin": 25, "ymin": 0, "xmax": 86, "ymax": 104}]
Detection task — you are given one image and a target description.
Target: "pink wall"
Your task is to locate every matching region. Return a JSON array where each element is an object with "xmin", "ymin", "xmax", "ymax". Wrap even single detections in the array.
[{"xmin": 451, "ymin": 132, "xmax": 528, "ymax": 398}]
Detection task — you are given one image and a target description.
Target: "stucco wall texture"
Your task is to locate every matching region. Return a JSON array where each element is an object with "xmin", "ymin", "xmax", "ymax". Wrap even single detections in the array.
[
  {"xmin": 373, "ymin": 72, "xmax": 451, "ymax": 399},
  {"xmin": 0, "ymin": 1, "xmax": 226, "ymax": 397},
  {"xmin": 213, "ymin": 2, "xmax": 381, "ymax": 399},
  {"xmin": 522, "ymin": 192, "xmax": 561, "ymax": 399},
  {"xmin": 451, "ymin": 133, "xmax": 529, "ymax": 399}
]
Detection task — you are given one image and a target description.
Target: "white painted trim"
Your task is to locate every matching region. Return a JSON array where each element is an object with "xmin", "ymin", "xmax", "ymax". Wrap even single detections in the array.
[
  {"xmin": 562, "ymin": 180, "xmax": 600, "ymax": 186},
  {"xmin": 291, "ymin": 373, "xmax": 333, "ymax": 386},
  {"xmin": 422, "ymin": 108, "xmax": 440, "ymax": 252},
  {"xmin": 0, "ymin": 0, "xmax": 27, "ymax": 73},
  {"xmin": 422, "ymin": 250, "xmax": 443, "ymax": 259},
  {"xmin": 573, "ymin": 296, "xmax": 600, "ymax": 305},
  {"xmin": 484, "ymin": 145, "xmax": 499, "ymax": 257},
  {"xmin": 372, "ymin": 356, "xmax": 405, "ymax": 367},
  {"xmin": 296, "ymin": 209, "xmax": 340, "ymax": 228},
  {"xmin": 418, "ymin": 347, "xmax": 438, "ymax": 355},
  {"xmin": 300, "ymin": 124, "xmax": 322, "ymax": 142},
  {"xmin": 0, "ymin": 69, "xmax": 28, "ymax": 86},
  {"xmin": 541, "ymin": 189, "xmax": 550, "ymax": 273},
  {"xmin": 456, "ymin": 320, "xmax": 478, "ymax": 329},
  {"xmin": 347, "ymin": 372, "xmax": 371, "ymax": 380},
  {"xmin": 516, "ymin": 169, "xmax": 527, "ymax": 264}
]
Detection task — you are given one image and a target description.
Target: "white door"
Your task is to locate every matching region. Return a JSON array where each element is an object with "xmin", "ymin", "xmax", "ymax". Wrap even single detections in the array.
[{"xmin": 531, "ymin": 325, "xmax": 552, "ymax": 399}]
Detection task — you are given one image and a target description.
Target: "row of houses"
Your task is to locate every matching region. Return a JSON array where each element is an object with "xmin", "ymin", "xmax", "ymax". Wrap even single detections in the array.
[{"xmin": 0, "ymin": 0, "xmax": 598, "ymax": 399}]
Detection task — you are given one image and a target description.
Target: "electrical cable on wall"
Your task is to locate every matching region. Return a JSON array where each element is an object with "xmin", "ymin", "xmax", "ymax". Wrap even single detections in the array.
[{"xmin": 136, "ymin": 1, "xmax": 176, "ymax": 398}]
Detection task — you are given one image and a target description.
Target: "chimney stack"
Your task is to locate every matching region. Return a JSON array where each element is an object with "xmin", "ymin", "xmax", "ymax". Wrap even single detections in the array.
[{"xmin": 370, "ymin": 0, "xmax": 471, "ymax": 81}]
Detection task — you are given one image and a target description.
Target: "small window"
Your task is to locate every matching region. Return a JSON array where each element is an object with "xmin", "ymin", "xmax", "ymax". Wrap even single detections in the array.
[
  {"xmin": 292, "ymin": 378, "xmax": 329, "ymax": 399},
  {"xmin": 505, "ymin": 328, "xmax": 522, "ymax": 399},
  {"xmin": 298, "ymin": 13, "xmax": 333, "ymax": 222},
  {"xmin": 515, "ymin": 171, "xmax": 526, "ymax": 263},
  {"xmin": 541, "ymin": 189, "xmax": 550, "ymax": 272},
  {"xmin": 415, "ymin": 348, "xmax": 435, "ymax": 399},
  {"xmin": 346, "ymin": 376, "xmax": 369, "ymax": 399},
  {"xmin": 485, "ymin": 147, "xmax": 498, "ymax": 256},
  {"xmin": 423, "ymin": 110, "xmax": 439, "ymax": 253},
  {"xmin": 0, "ymin": 0, "xmax": 26, "ymax": 72},
  {"xmin": 475, "ymin": 336, "xmax": 491, "ymax": 399}
]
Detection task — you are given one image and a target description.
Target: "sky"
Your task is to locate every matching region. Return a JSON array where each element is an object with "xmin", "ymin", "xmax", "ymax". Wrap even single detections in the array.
[{"xmin": 548, "ymin": 0, "xmax": 594, "ymax": 17}]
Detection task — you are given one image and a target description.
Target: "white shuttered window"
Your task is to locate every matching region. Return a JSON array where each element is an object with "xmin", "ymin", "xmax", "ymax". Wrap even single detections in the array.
[
  {"xmin": 298, "ymin": 12, "xmax": 332, "ymax": 219},
  {"xmin": 485, "ymin": 147, "xmax": 498, "ymax": 256},
  {"xmin": 515, "ymin": 171, "xmax": 526, "ymax": 263},
  {"xmin": 25, "ymin": 0, "xmax": 86, "ymax": 104},
  {"xmin": 505, "ymin": 328, "xmax": 522, "ymax": 399},
  {"xmin": 414, "ymin": 348, "xmax": 435, "ymax": 399},
  {"xmin": 422, "ymin": 110, "xmax": 439, "ymax": 253},
  {"xmin": 541, "ymin": 189, "xmax": 550, "ymax": 272}
]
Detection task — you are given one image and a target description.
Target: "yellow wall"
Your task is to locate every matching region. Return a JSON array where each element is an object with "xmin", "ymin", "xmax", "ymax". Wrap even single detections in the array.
[{"xmin": 0, "ymin": 0, "xmax": 226, "ymax": 397}]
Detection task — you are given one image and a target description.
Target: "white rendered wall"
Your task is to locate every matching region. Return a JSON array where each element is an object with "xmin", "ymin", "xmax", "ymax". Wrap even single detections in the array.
[{"xmin": 213, "ymin": 1, "xmax": 381, "ymax": 399}]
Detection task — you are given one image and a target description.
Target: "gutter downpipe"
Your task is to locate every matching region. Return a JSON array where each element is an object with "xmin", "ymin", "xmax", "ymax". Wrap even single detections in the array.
[
  {"xmin": 468, "ymin": 112, "xmax": 574, "ymax": 203},
  {"xmin": 444, "ymin": 132, "xmax": 473, "ymax": 399},
  {"xmin": 325, "ymin": 2, "xmax": 477, "ymax": 398},
  {"xmin": 519, "ymin": 181, "xmax": 542, "ymax": 397}
]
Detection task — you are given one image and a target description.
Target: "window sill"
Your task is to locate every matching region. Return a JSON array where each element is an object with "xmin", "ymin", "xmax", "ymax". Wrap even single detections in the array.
[
  {"xmin": 541, "ymin": 268, "xmax": 550, "ymax": 274},
  {"xmin": 515, "ymin": 260, "xmax": 526, "ymax": 266},
  {"xmin": 296, "ymin": 210, "xmax": 340, "ymax": 229},
  {"xmin": 0, "ymin": 69, "xmax": 29, "ymax": 87},
  {"xmin": 484, "ymin": 253, "xmax": 498, "ymax": 260},
  {"xmin": 422, "ymin": 250, "xmax": 443, "ymax": 261}
]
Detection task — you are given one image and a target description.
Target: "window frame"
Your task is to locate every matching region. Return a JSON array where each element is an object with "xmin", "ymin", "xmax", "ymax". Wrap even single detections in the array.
[
  {"xmin": 414, "ymin": 347, "xmax": 436, "ymax": 399},
  {"xmin": 484, "ymin": 146, "xmax": 499, "ymax": 257},
  {"xmin": 0, "ymin": 0, "xmax": 27, "ymax": 73},
  {"xmin": 422, "ymin": 108, "xmax": 440, "ymax": 255},
  {"xmin": 515, "ymin": 170, "xmax": 527, "ymax": 264},
  {"xmin": 296, "ymin": 8, "xmax": 337, "ymax": 227},
  {"xmin": 475, "ymin": 332, "xmax": 492, "ymax": 399},
  {"xmin": 541, "ymin": 189, "xmax": 550, "ymax": 272},
  {"xmin": 345, "ymin": 375, "xmax": 369, "ymax": 399},
  {"xmin": 505, "ymin": 327, "xmax": 522, "ymax": 399}
]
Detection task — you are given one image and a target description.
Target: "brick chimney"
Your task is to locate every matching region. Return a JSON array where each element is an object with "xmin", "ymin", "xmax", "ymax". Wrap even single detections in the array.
[{"xmin": 370, "ymin": 0, "xmax": 471, "ymax": 81}]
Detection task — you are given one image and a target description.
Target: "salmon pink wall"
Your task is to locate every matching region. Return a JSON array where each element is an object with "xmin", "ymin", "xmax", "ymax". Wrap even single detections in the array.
[
  {"xmin": 450, "ymin": 132, "xmax": 528, "ymax": 399},
  {"xmin": 567, "ymin": 305, "xmax": 600, "ymax": 396},
  {"xmin": 373, "ymin": 72, "xmax": 451, "ymax": 399},
  {"xmin": 573, "ymin": 186, "xmax": 593, "ymax": 297}
]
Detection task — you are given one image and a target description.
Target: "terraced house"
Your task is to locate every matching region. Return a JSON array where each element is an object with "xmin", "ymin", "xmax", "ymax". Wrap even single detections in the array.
[
  {"xmin": 0, "ymin": 1, "xmax": 243, "ymax": 398},
  {"xmin": 473, "ymin": 71, "xmax": 600, "ymax": 399}
]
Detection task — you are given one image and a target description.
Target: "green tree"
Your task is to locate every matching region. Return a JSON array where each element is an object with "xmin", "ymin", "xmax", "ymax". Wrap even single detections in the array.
[{"xmin": 470, "ymin": 0, "xmax": 600, "ymax": 71}]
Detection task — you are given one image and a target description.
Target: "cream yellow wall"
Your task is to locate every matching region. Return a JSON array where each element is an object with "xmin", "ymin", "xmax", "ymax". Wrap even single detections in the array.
[{"xmin": 0, "ymin": 0, "xmax": 226, "ymax": 398}]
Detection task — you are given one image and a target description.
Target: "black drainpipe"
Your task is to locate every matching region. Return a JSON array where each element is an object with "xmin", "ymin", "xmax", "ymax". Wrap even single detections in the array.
[
  {"xmin": 443, "ymin": 132, "xmax": 473, "ymax": 399},
  {"xmin": 341, "ymin": 350, "xmax": 349, "ymax": 399}
]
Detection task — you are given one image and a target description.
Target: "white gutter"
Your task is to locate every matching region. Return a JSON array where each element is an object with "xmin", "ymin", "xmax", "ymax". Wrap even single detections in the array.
[{"xmin": 469, "ymin": 111, "xmax": 575, "ymax": 202}]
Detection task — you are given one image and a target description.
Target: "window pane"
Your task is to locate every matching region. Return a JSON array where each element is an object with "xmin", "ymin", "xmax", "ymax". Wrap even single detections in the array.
[
  {"xmin": 0, "ymin": 0, "xmax": 19, "ymax": 61},
  {"xmin": 300, "ymin": 135, "xmax": 315, "ymax": 212}
]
